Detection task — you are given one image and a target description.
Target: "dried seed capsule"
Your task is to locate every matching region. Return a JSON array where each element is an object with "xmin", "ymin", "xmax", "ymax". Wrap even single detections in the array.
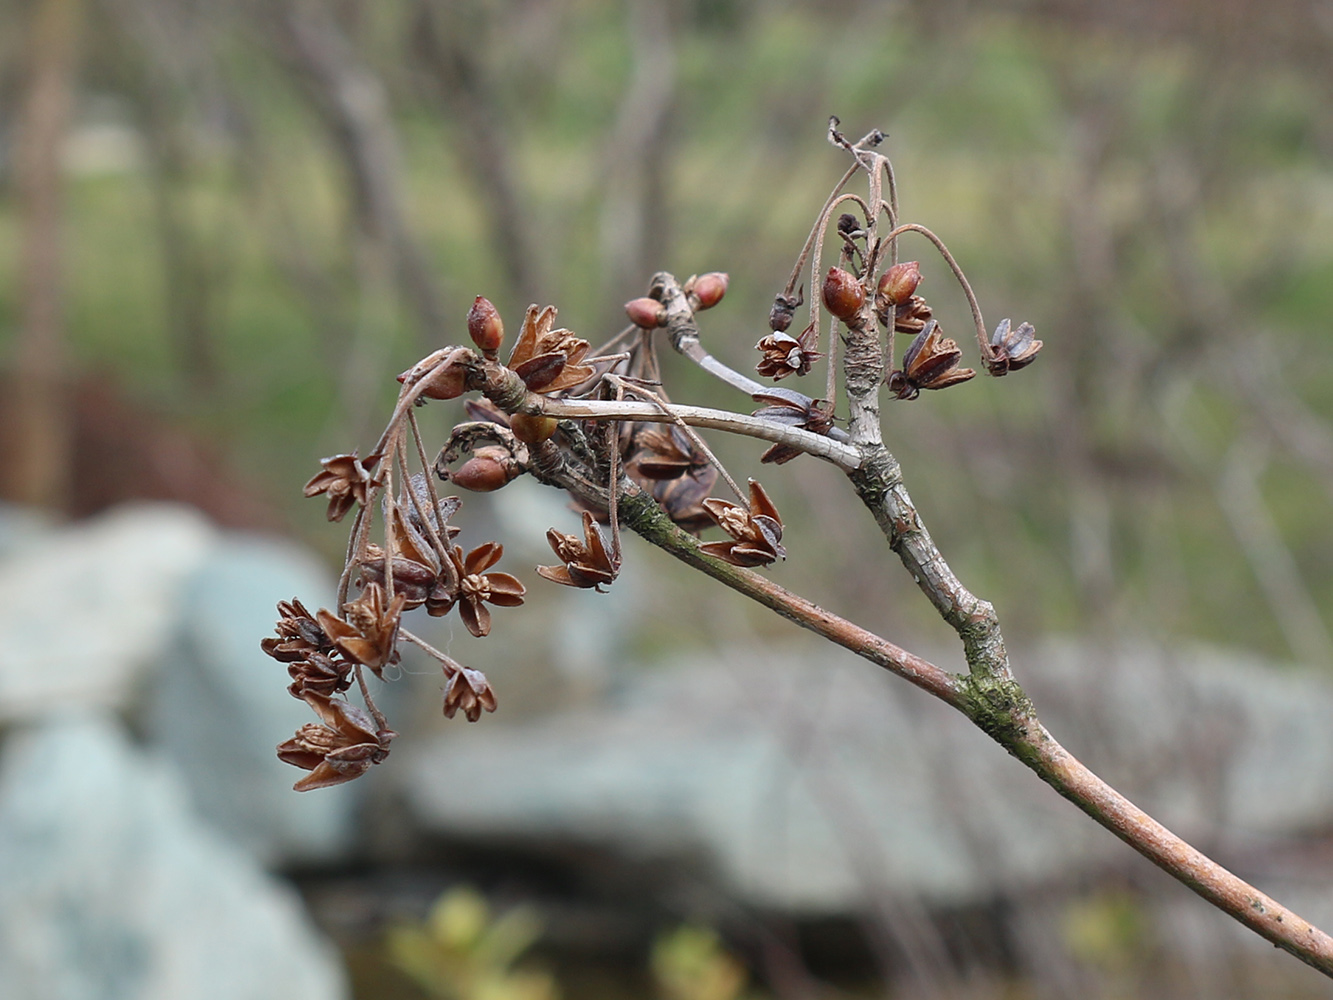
[
  {"xmin": 624, "ymin": 297, "xmax": 667, "ymax": 329},
  {"xmin": 876, "ymin": 261, "xmax": 921, "ymax": 306},
  {"xmin": 691, "ymin": 272, "xmax": 729, "ymax": 310},
  {"xmin": 822, "ymin": 267, "xmax": 865, "ymax": 323},
  {"xmin": 509, "ymin": 412, "xmax": 558, "ymax": 445},
  {"xmin": 466, "ymin": 296, "xmax": 504, "ymax": 356}
]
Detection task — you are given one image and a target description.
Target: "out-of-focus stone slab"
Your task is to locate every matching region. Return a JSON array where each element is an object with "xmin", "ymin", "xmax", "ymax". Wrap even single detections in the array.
[
  {"xmin": 0, "ymin": 504, "xmax": 215, "ymax": 721},
  {"xmin": 0, "ymin": 712, "xmax": 348, "ymax": 1000},
  {"xmin": 401, "ymin": 641, "xmax": 1333, "ymax": 913}
]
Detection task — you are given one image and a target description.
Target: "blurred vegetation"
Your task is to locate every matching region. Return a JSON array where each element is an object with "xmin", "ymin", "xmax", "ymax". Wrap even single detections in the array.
[
  {"xmin": 2, "ymin": 0, "xmax": 1332, "ymax": 665},
  {"xmin": 388, "ymin": 886, "xmax": 559, "ymax": 1000}
]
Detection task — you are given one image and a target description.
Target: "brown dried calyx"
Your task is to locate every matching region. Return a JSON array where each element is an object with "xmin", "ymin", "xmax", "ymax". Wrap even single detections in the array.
[
  {"xmin": 317, "ymin": 582, "xmax": 405, "ymax": 678},
  {"xmin": 537, "ymin": 510, "xmax": 619, "ymax": 591},
  {"xmin": 262, "ymin": 598, "xmax": 355, "ymax": 701},
  {"xmin": 700, "ymin": 479, "xmax": 786, "ymax": 568},
  {"xmin": 751, "ymin": 387, "xmax": 837, "ymax": 464},
  {"xmin": 262, "ymin": 598, "xmax": 336, "ymax": 663},
  {"xmin": 887, "ymin": 320, "xmax": 976, "ymax": 400},
  {"xmin": 756, "ymin": 321, "xmax": 822, "ymax": 381},
  {"xmin": 446, "ymin": 542, "xmax": 526, "ymax": 638},
  {"xmin": 768, "ymin": 288, "xmax": 803, "ymax": 333},
  {"xmin": 276, "ymin": 690, "xmax": 396, "ymax": 791},
  {"xmin": 506, "ymin": 304, "xmax": 595, "ymax": 393},
  {"xmin": 304, "ymin": 452, "xmax": 380, "ymax": 522},
  {"xmin": 624, "ymin": 425, "xmax": 718, "ymax": 534},
  {"xmin": 442, "ymin": 666, "xmax": 498, "ymax": 722},
  {"xmin": 984, "ymin": 318, "xmax": 1042, "ymax": 376}
]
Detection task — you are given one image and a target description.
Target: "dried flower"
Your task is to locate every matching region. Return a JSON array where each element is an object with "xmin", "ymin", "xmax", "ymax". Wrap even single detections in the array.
[
  {"xmin": 467, "ymin": 296, "xmax": 505, "ymax": 356},
  {"xmin": 303, "ymin": 452, "xmax": 379, "ymax": 522},
  {"xmin": 448, "ymin": 542, "xmax": 526, "ymax": 638},
  {"xmin": 751, "ymin": 388, "xmax": 837, "ymax": 464},
  {"xmin": 276, "ymin": 690, "xmax": 396, "ymax": 791},
  {"xmin": 887, "ymin": 320, "xmax": 976, "ymax": 400},
  {"xmin": 822, "ymin": 267, "xmax": 865, "ymax": 324},
  {"xmin": 506, "ymin": 304, "xmax": 595, "ymax": 393},
  {"xmin": 317, "ymin": 583, "xmax": 404, "ymax": 676},
  {"xmin": 891, "ymin": 295, "xmax": 933, "ymax": 335},
  {"xmin": 537, "ymin": 510, "xmax": 619, "ymax": 590},
  {"xmin": 442, "ymin": 666, "xmax": 498, "ymax": 722},
  {"xmin": 262, "ymin": 598, "xmax": 336, "ymax": 663},
  {"xmin": 627, "ymin": 425, "xmax": 708, "ymax": 480},
  {"xmin": 625, "ymin": 297, "xmax": 667, "ymax": 329},
  {"xmin": 359, "ymin": 544, "xmax": 439, "ymax": 608},
  {"xmin": 756, "ymin": 321, "xmax": 822, "ymax": 380},
  {"xmin": 700, "ymin": 479, "xmax": 786, "ymax": 567},
  {"xmin": 286, "ymin": 650, "xmax": 353, "ymax": 700},
  {"xmin": 985, "ymin": 318, "xmax": 1043, "ymax": 376}
]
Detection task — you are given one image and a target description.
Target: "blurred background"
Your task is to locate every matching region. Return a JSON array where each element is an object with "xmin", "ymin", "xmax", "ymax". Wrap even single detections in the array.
[{"xmin": 2, "ymin": 0, "xmax": 1333, "ymax": 997}]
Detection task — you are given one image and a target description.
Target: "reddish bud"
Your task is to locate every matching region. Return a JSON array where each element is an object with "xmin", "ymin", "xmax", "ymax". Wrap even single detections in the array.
[
  {"xmin": 876, "ymin": 261, "xmax": 921, "ymax": 306},
  {"xmin": 509, "ymin": 413, "xmax": 558, "ymax": 445},
  {"xmin": 467, "ymin": 296, "xmax": 504, "ymax": 356},
  {"xmin": 450, "ymin": 447, "xmax": 520, "ymax": 492},
  {"xmin": 822, "ymin": 267, "xmax": 865, "ymax": 323},
  {"xmin": 691, "ymin": 272, "xmax": 729, "ymax": 310},
  {"xmin": 625, "ymin": 297, "xmax": 667, "ymax": 329}
]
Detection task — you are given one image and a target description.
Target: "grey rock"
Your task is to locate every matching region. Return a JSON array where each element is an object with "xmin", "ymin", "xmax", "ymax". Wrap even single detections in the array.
[
  {"xmin": 401, "ymin": 640, "xmax": 1333, "ymax": 913},
  {"xmin": 0, "ymin": 504, "xmax": 215, "ymax": 722},
  {"xmin": 0, "ymin": 712, "xmax": 349, "ymax": 1000}
]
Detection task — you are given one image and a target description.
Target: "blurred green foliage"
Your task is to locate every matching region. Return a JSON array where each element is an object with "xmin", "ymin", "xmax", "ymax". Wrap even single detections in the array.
[{"xmin": 387, "ymin": 887, "xmax": 558, "ymax": 1000}]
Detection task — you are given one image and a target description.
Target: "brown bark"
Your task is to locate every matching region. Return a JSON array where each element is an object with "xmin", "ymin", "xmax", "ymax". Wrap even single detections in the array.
[{"xmin": 6, "ymin": 0, "xmax": 81, "ymax": 511}]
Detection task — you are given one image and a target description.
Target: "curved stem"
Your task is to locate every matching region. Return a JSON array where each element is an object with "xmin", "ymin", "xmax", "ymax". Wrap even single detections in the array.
[
  {"xmin": 781, "ymin": 162, "xmax": 860, "ymax": 298},
  {"xmin": 886, "ymin": 222, "xmax": 993, "ymax": 363}
]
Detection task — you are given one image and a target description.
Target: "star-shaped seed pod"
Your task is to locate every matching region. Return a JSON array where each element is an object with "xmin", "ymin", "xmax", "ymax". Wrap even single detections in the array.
[
  {"xmin": 700, "ymin": 479, "xmax": 786, "ymax": 568},
  {"xmin": 276, "ymin": 690, "xmax": 396, "ymax": 791},
  {"xmin": 262, "ymin": 598, "xmax": 337, "ymax": 663},
  {"xmin": 984, "ymin": 318, "xmax": 1043, "ymax": 376},
  {"xmin": 505, "ymin": 304, "xmax": 595, "ymax": 393},
  {"xmin": 887, "ymin": 320, "xmax": 976, "ymax": 400},
  {"xmin": 750, "ymin": 387, "xmax": 837, "ymax": 464},
  {"xmin": 626, "ymin": 425, "xmax": 709, "ymax": 481},
  {"xmin": 755, "ymin": 321, "xmax": 822, "ymax": 381},
  {"xmin": 442, "ymin": 666, "xmax": 498, "ymax": 722},
  {"xmin": 317, "ymin": 582, "xmax": 405, "ymax": 677},
  {"xmin": 303, "ymin": 452, "xmax": 380, "ymax": 522},
  {"xmin": 447, "ymin": 542, "xmax": 526, "ymax": 637},
  {"xmin": 537, "ymin": 510, "xmax": 619, "ymax": 591},
  {"xmin": 891, "ymin": 295, "xmax": 933, "ymax": 335},
  {"xmin": 285, "ymin": 650, "xmax": 354, "ymax": 701}
]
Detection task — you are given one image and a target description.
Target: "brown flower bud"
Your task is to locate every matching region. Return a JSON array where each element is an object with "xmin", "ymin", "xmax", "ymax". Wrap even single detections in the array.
[
  {"xmin": 876, "ymin": 261, "xmax": 921, "ymax": 306},
  {"xmin": 450, "ymin": 447, "xmax": 521, "ymax": 492},
  {"xmin": 466, "ymin": 296, "xmax": 504, "ymax": 356},
  {"xmin": 822, "ymin": 267, "xmax": 865, "ymax": 323},
  {"xmin": 509, "ymin": 412, "xmax": 558, "ymax": 444},
  {"xmin": 691, "ymin": 272, "xmax": 729, "ymax": 310},
  {"xmin": 625, "ymin": 297, "xmax": 667, "ymax": 329}
]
